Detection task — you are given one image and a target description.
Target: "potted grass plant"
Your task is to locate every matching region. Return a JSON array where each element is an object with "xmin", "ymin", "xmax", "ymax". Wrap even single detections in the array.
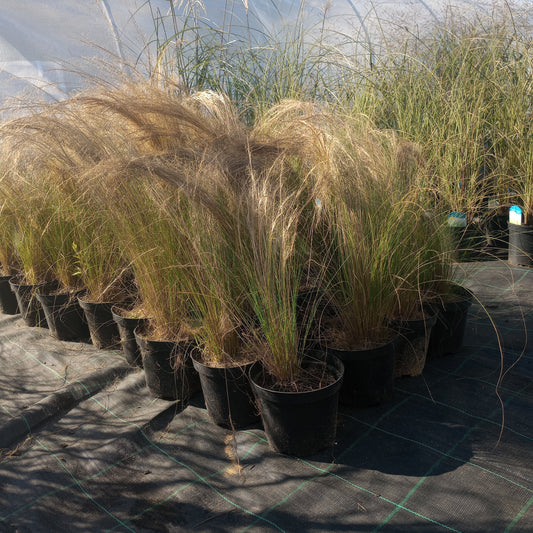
[
  {"xmin": 14, "ymin": 175, "xmax": 88, "ymax": 340},
  {"xmin": 179, "ymin": 193, "xmax": 260, "ymax": 429},
  {"xmin": 0, "ymin": 165, "xmax": 56, "ymax": 328},
  {"xmin": 319, "ymin": 197, "xmax": 400, "ymax": 407},
  {"xmin": 503, "ymin": 142, "xmax": 533, "ymax": 267},
  {"xmin": 73, "ymin": 183, "xmax": 131, "ymax": 350},
  {"xmin": 34, "ymin": 195, "xmax": 89, "ymax": 342},
  {"xmin": 186, "ymin": 212, "xmax": 260, "ymax": 429},
  {"xmin": 313, "ymin": 120, "xmax": 435, "ymax": 401},
  {"xmin": 94, "ymin": 167, "xmax": 201, "ymax": 401},
  {"xmin": 224, "ymin": 156, "xmax": 344, "ymax": 457},
  {"xmin": 244, "ymin": 181, "xmax": 343, "ymax": 457},
  {"xmin": 387, "ymin": 209, "xmax": 442, "ymax": 378},
  {"xmin": 8, "ymin": 211, "xmax": 54, "ymax": 328},
  {"xmin": 427, "ymin": 280, "xmax": 474, "ymax": 359},
  {"xmin": 0, "ymin": 129, "xmax": 49, "ymax": 326}
]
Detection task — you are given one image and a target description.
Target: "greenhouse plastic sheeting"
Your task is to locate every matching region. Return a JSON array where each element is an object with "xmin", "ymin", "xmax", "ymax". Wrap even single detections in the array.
[
  {"xmin": 0, "ymin": 1, "xmax": 531, "ymax": 105},
  {"xmin": 0, "ymin": 261, "xmax": 532, "ymax": 532}
]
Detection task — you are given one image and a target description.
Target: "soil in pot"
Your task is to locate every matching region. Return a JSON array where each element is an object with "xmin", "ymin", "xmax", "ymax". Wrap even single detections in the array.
[
  {"xmin": 508, "ymin": 222, "xmax": 533, "ymax": 267},
  {"xmin": 36, "ymin": 290, "xmax": 89, "ymax": 341},
  {"xmin": 390, "ymin": 311, "xmax": 437, "ymax": 378},
  {"xmin": 0, "ymin": 275, "xmax": 18, "ymax": 314},
  {"xmin": 9, "ymin": 279, "xmax": 49, "ymax": 328},
  {"xmin": 78, "ymin": 297, "xmax": 121, "ymax": 349},
  {"xmin": 134, "ymin": 326, "xmax": 201, "ymax": 401},
  {"xmin": 325, "ymin": 334, "xmax": 397, "ymax": 408},
  {"xmin": 192, "ymin": 351, "xmax": 259, "ymax": 429},
  {"xmin": 111, "ymin": 305, "xmax": 147, "ymax": 367},
  {"xmin": 249, "ymin": 355, "xmax": 344, "ymax": 457},
  {"xmin": 427, "ymin": 285, "xmax": 473, "ymax": 359}
]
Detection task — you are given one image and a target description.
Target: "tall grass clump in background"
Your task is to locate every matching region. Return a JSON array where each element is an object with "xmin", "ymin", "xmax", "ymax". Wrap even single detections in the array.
[
  {"xmin": 149, "ymin": 2, "xmax": 533, "ymax": 232},
  {"xmin": 150, "ymin": 0, "xmax": 355, "ymax": 121},
  {"xmin": 365, "ymin": 16, "xmax": 533, "ymax": 224}
]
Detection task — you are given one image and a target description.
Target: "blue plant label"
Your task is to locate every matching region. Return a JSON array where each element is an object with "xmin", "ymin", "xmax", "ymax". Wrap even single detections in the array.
[
  {"xmin": 509, "ymin": 205, "xmax": 523, "ymax": 225},
  {"xmin": 447, "ymin": 212, "xmax": 467, "ymax": 227}
]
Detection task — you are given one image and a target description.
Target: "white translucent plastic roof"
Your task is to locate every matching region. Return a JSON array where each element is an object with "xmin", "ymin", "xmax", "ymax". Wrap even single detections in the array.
[{"xmin": 0, "ymin": 1, "xmax": 530, "ymax": 105}]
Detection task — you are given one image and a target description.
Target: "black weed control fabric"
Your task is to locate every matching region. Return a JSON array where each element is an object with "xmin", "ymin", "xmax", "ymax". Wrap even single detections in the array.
[{"xmin": 0, "ymin": 262, "xmax": 532, "ymax": 532}]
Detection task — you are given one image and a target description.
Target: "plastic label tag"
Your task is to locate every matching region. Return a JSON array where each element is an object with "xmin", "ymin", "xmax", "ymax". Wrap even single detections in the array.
[
  {"xmin": 447, "ymin": 212, "xmax": 467, "ymax": 227},
  {"xmin": 509, "ymin": 205, "xmax": 523, "ymax": 225}
]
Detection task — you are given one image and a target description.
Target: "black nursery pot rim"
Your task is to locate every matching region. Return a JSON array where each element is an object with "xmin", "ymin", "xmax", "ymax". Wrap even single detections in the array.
[
  {"xmin": 77, "ymin": 294, "xmax": 123, "ymax": 306},
  {"xmin": 389, "ymin": 309, "xmax": 438, "ymax": 330},
  {"xmin": 249, "ymin": 356, "xmax": 344, "ymax": 405},
  {"xmin": 133, "ymin": 324, "xmax": 195, "ymax": 350},
  {"xmin": 9, "ymin": 278, "xmax": 50, "ymax": 289},
  {"xmin": 324, "ymin": 332, "xmax": 399, "ymax": 359},
  {"xmin": 35, "ymin": 286, "xmax": 83, "ymax": 299},
  {"xmin": 191, "ymin": 349, "xmax": 257, "ymax": 371},
  {"xmin": 110, "ymin": 304, "xmax": 149, "ymax": 322}
]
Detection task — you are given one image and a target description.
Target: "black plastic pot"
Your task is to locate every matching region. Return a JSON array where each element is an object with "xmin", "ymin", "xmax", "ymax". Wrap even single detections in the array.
[
  {"xmin": 35, "ymin": 291, "xmax": 89, "ymax": 341},
  {"xmin": 390, "ymin": 312, "xmax": 437, "ymax": 378},
  {"xmin": 428, "ymin": 285, "xmax": 474, "ymax": 359},
  {"xmin": 111, "ymin": 306, "xmax": 147, "ymax": 367},
  {"xmin": 508, "ymin": 222, "xmax": 533, "ymax": 267},
  {"xmin": 326, "ymin": 335, "xmax": 397, "ymax": 408},
  {"xmin": 78, "ymin": 297, "xmax": 121, "ymax": 349},
  {"xmin": 249, "ymin": 355, "xmax": 344, "ymax": 457},
  {"xmin": 192, "ymin": 352, "xmax": 259, "ymax": 429},
  {"xmin": 134, "ymin": 328, "xmax": 201, "ymax": 401},
  {"xmin": 0, "ymin": 275, "xmax": 18, "ymax": 314},
  {"xmin": 9, "ymin": 280, "xmax": 48, "ymax": 328}
]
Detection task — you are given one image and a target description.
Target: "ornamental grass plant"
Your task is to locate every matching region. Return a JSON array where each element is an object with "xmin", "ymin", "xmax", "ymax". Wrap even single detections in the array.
[
  {"xmin": 0, "ymin": 102, "xmax": 131, "ymax": 300},
  {"xmin": 362, "ymin": 17, "xmax": 533, "ymax": 226},
  {"xmin": 0, "ymin": 164, "xmax": 56, "ymax": 287}
]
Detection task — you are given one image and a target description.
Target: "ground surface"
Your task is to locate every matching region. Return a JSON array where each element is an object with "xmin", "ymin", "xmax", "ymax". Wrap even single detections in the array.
[{"xmin": 0, "ymin": 261, "xmax": 532, "ymax": 533}]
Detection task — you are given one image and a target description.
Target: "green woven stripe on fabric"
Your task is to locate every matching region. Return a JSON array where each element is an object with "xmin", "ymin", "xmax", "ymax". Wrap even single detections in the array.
[
  {"xmin": 505, "ymin": 494, "xmax": 533, "ymax": 532},
  {"xmin": 299, "ymin": 460, "xmax": 463, "ymax": 533},
  {"xmin": 395, "ymin": 387, "xmax": 533, "ymax": 443},
  {"xmin": 106, "ymin": 440, "xmax": 263, "ymax": 532},
  {"xmin": 372, "ymin": 379, "xmax": 532, "ymax": 531},
  {"xmin": 237, "ymin": 398, "xmax": 411, "ymax": 532},
  {"xmin": 345, "ymin": 412, "xmax": 533, "ymax": 493}
]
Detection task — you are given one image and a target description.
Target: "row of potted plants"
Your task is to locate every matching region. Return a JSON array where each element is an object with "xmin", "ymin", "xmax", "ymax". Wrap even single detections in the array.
[
  {"xmin": 0, "ymin": 83, "xmax": 473, "ymax": 456},
  {"xmin": 150, "ymin": 8, "xmax": 533, "ymax": 265}
]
